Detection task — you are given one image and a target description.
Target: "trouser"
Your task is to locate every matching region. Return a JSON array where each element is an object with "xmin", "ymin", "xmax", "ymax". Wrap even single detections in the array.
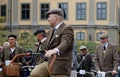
[
  {"xmin": 30, "ymin": 61, "xmax": 49, "ymax": 77},
  {"xmin": 51, "ymin": 75, "xmax": 69, "ymax": 77}
]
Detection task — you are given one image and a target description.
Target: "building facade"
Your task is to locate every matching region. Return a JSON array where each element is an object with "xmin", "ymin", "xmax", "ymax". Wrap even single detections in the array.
[{"xmin": 0, "ymin": 0, "xmax": 120, "ymax": 44}]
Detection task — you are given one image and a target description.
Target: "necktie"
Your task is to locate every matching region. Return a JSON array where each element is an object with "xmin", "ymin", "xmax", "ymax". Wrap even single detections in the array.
[
  {"xmin": 103, "ymin": 45, "xmax": 106, "ymax": 50},
  {"xmin": 53, "ymin": 28, "xmax": 57, "ymax": 34},
  {"xmin": 103, "ymin": 45, "xmax": 106, "ymax": 56}
]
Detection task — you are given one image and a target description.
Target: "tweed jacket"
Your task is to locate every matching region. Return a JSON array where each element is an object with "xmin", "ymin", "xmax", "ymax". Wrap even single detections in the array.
[
  {"xmin": 1, "ymin": 46, "xmax": 25, "ymax": 64},
  {"xmin": 94, "ymin": 43, "xmax": 119, "ymax": 72},
  {"xmin": 77, "ymin": 54, "xmax": 95, "ymax": 72},
  {"xmin": 35, "ymin": 39, "xmax": 47, "ymax": 65},
  {"xmin": 45, "ymin": 22, "xmax": 74, "ymax": 75}
]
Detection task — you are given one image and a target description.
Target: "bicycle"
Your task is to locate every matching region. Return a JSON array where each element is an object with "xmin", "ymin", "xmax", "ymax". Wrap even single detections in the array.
[
  {"xmin": 92, "ymin": 70, "xmax": 118, "ymax": 77},
  {"xmin": 77, "ymin": 70, "xmax": 96, "ymax": 77},
  {"xmin": 21, "ymin": 66, "xmax": 34, "ymax": 77}
]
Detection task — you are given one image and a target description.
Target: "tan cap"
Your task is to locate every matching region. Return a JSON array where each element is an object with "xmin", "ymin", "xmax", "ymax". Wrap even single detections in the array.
[
  {"xmin": 46, "ymin": 8, "xmax": 64, "ymax": 17},
  {"xmin": 80, "ymin": 46, "xmax": 87, "ymax": 50},
  {"xmin": 100, "ymin": 33, "xmax": 108, "ymax": 39}
]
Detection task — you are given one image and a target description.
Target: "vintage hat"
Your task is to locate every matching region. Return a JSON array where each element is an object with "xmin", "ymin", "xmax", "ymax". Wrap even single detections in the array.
[
  {"xmin": 46, "ymin": 8, "xmax": 64, "ymax": 17},
  {"xmin": 8, "ymin": 34, "xmax": 17, "ymax": 39},
  {"xmin": 100, "ymin": 33, "xmax": 108, "ymax": 39},
  {"xmin": 80, "ymin": 46, "xmax": 87, "ymax": 50},
  {"xmin": 34, "ymin": 28, "xmax": 45, "ymax": 36}
]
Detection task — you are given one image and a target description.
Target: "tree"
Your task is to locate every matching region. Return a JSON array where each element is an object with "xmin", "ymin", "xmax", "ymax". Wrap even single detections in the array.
[
  {"xmin": 0, "ymin": 16, "xmax": 6, "ymax": 23},
  {"xmin": 17, "ymin": 32, "xmax": 37, "ymax": 52},
  {"xmin": 0, "ymin": 25, "xmax": 8, "ymax": 46},
  {"xmin": 76, "ymin": 41, "xmax": 98, "ymax": 54}
]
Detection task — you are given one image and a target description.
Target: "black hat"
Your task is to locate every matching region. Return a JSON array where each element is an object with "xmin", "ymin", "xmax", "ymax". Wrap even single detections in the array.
[
  {"xmin": 34, "ymin": 28, "xmax": 45, "ymax": 36},
  {"xmin": 8, "ymin": 34, "xmax": 17, "ymax": 39},
  {"xmin": 46, "ymin": 8, "xmax": 64, "ymax": 18}
]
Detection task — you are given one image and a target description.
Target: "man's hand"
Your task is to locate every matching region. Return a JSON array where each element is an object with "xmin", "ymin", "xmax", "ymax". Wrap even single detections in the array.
[
  {"xmin": 112, "ymin": 70, "xmax": 117, "ymax": 75},
  {"xmin": 45, "ymin": 49, "xmax": 57, "ymax": 58}
]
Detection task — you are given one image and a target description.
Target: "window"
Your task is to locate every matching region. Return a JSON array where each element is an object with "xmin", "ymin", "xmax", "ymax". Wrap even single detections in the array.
[
  {"xmin": 96, "ymin": 32, "xmax": 105, "ymax": 41},
  {"xmin": 59, "ymin": 3, "xmax": 68, "ymax": 19},
  {"xmin": 76, "ymin": 3, "xmax": 86, "ymax": 20},
  {"xmin": 40, "ymin": 3, "xmax": 49, "ymax": 20},
  {"xmin": 1, "ymin": 5, "xmax": 6, "ymax": 16},
  {"xmin": 21, "ymin": 4, "xmax": 30, "ymax": 20},
  {"xmin": 97, "ymin": 3, "xmax": 107, "ymax": 20},
  {"xmin": 76, "ymin": 32, "xmax": 85, "ymax": 40}
]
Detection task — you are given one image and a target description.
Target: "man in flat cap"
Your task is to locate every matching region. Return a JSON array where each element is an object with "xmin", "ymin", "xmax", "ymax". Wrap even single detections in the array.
[
  {"xmin": 30, "ymin": 28, "xmax": 48, "ymax": 77},
  {"xmin": 1, "ymin": 34, "xmax": 25, "ymax": 76},
  {"xmin": 77, "ymin": 46, "xmax": 95, "ymax": 77},
  {"xmin": 94, "ymin": 33, "xmax": 119, "ymax": 77},
  {"xmin": 44, "ymin": 8, "xmax": 74, "ymax": 77}
]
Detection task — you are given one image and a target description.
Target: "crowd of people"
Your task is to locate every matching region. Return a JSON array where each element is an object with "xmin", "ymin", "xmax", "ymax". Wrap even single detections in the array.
[{"xmin": 0, "ymin": 8, "xmax": 120, "ymax": 77}]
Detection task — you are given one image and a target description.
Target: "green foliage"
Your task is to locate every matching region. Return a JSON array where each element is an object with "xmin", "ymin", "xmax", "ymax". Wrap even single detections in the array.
[
  {"xmin": 76, "ymin": 41, "xmax": 98, "ymax": 54},
  {"xmin": 0, "ymin": 16, "xmax": 6, "ymax": 23},
  {"xmin": 17, "ymin": 32, "xmax": 37, "ymax": 51},
  {"xmin": 0, "ymin": 26, "xmax": 38, "ymax": 51},
  {"xmin": 0, "ymin": 26, "xmax": 9, "ymax": 46}
]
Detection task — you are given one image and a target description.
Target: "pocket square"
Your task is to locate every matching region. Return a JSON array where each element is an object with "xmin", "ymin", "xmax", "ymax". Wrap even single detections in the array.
[{"xmin": 55, "ymin": 35, "xmax": 59, "ymax": 37}]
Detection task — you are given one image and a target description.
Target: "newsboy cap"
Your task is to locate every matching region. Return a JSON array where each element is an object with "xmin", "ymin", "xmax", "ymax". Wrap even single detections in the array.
[
  {"xmin": 100, "ymin": 33, "xmax": 108, "ymax": 39},
  {"xmin": 34, "ymin": 28, "xmax": 45, "ymax": 36},
  {"xmin": 46, "ymin": 8, "xmax": 64, "ymax": 17},
  {"xmin": 80, "ymin": 46, "xmax": 87, "ymax": 50},
  {"xmin": 8, "ymin": 34, "xmax": 17, "ymax": 39}
]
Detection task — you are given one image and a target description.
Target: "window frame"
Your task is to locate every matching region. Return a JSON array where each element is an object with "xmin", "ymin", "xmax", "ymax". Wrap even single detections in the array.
[
  {"xmin": 76, "ymin": 32, "xmax": 85, "ymax": 41},
  {"xmin": 58, "ymin": 3, "xmax": 68, "ymax": 20},
  {"xmin": 1, "ymin": 5, "xmax": 6, "ymax": 17},
  {"xmin": 21, "ymin": 3, "xmax": 30, "ymax": 20},
  {"xmin": 40, "ymin": 3, "xmax": 50, "ymax": 20},
  {"xmin": 97, "ymin": 2, "xmax": 107, "ymax": 20},
  {"xmin": 76, "ymin": 3, "xmax": 86, "ymax": 20}
]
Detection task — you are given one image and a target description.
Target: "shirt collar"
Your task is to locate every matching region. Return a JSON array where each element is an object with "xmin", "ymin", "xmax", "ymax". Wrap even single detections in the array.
[
  {"xmin": 105, "ymin": 42, "xmax": 108, "ymax": 48},
  {"xmin": 102, "ymin": 42, "xmax": 108, "ymax": 48},
  {"xmin": 41, "ymin": 37, "xmax": 47, "ymax": 43},
  {"xmin": 55, "ymin": 21, "xmax": 64, "ymax": 29},
  {"xmin": 10, "ymin": 47, "xmax": 15, "ymax": 53}
]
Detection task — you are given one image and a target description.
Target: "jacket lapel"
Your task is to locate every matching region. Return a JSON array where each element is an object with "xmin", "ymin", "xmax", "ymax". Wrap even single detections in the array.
[
  {"xmin": 99, "ymin": 45, "xmax": 105, "ymax": 58},
  {"xmin": 46, "ymin": 29, "xmax": 54, "ymax": 49},
  {"xmin": 104, "ymin": 43, "xmax": 110, "ymax": 58},
  {"xmin": 47, "ymin": 23, "xmax": 65, "ymax": 48}
]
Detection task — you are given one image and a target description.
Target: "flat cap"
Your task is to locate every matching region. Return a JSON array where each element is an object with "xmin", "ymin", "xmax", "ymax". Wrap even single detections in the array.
[
  {"xmin": 80, "ymin": 46, "xmax": 87, "ymax": 50},
  {"xmin": 34, "ymin": 28, "xmax": 45, "ymax": 36},
  {"xmin": 100, "ymin": 33, "xmax": 108, "ymax": 39},
  {"xmin": 46, "ymin": 8, "xmax": 64, "ymax": 17},
  {"xmin": 8, "ymin": 34, "xmax": 17, "ymax": 39}
]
